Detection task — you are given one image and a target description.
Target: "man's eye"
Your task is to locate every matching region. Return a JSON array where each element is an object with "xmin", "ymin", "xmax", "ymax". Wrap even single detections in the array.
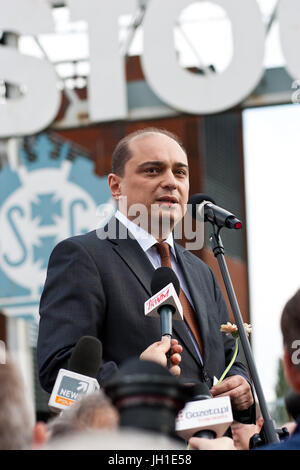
[{"xmin": 145, "ymin": 168, "xmax": 159, "ymax": 174}]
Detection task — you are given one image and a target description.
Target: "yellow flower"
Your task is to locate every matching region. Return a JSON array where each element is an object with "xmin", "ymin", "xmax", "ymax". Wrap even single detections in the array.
[{"xmin": 220, "ymin": 322, "xmax": 252, "ymax": 338}]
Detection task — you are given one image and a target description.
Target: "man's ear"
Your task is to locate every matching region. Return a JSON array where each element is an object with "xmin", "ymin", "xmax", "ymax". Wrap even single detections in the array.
[
  {"xmin": 283, "ymin": 347, "xmax": 300, "ymax": 394},
  {"xmin": 108, "ymin": 173, "xmax": 122, "ymax": 200},
  {"xmin": 256, "ymin": 416, "xmax": 264, "ymax": 431}
]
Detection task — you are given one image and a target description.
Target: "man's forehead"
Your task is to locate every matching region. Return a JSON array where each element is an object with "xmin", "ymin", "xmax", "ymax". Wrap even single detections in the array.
[{"xmin": 128, "ymin": 132, "xmax": 188, "ymax": 162}]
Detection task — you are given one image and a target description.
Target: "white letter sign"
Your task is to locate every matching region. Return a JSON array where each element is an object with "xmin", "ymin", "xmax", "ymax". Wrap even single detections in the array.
[{"xmin": 142, "ymin": 0, "xmax": 265, "ymax": 114}]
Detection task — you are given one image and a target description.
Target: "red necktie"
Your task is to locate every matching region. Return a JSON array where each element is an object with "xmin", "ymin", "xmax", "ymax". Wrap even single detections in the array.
[{"xmin": 155, "ymin": 242, "xmax": 203, "ymax": 356}]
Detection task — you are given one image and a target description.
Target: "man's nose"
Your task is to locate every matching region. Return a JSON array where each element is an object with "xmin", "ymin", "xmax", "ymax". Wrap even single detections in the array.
[{"xmin": 161, "ymin": 169, "xmax": 177, "ymax": 189}]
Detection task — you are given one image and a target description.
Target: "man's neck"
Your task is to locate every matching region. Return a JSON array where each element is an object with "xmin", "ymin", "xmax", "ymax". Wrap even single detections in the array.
[{"xmin": 115, "ymin": 210, "xmax": 174, "ymax": 244}]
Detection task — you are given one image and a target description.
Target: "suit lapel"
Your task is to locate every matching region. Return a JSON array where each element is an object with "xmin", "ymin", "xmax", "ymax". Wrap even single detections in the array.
[
  {"xmin": 99, "ymin": 217, "xmax": 206, "ymax": 367},
  {"xmin": 102, "ymin": 217, "xmax": 154, "ymax": 296},
  {"xmin": 174, "ymin": 243, "xmax": 209, "ymax": 363}
]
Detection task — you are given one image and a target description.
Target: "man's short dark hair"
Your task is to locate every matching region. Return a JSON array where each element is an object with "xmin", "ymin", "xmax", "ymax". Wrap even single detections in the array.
[
  {"xmin": 281, "ymin": 288, "xmax": 300, "ymax": 372},
  {"xmin": 111, "ymin": 127, "xmax": 186, "ymax": 176}
]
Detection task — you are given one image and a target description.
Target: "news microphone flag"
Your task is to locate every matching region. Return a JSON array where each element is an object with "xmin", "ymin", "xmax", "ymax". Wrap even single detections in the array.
[
  {"xmin": 144, "ymin": 281, "xmax": 183, "ymax": 321},
  {"xmin": 48, "ymin": 369, "xmax": 100, "ymax": 412},
  {"xmin": 48, "ymin": 336, "xmax": 101, "ymax": 413},
  {"xmin": 175, "ymin": 395, "xmax": 233, "ymax": 440}
]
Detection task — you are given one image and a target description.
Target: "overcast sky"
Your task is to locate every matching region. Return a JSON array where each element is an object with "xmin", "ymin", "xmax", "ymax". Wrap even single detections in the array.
[{"xmin": 243, "ymin": 103, "xmax": 300, "ymax": 402}]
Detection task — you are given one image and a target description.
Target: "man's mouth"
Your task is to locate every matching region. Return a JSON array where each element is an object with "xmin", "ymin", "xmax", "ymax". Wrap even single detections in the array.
[{"xmin": 156, "ymin": 196, "xmax": 179, "ymax": 207}]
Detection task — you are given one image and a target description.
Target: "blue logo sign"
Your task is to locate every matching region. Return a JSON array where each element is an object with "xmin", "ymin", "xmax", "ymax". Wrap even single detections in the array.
[
  {"xmin": 0, "ymin": 133, "xmax": 115, "ymax": 320},
  {"xmin": 58, "ymin": 376, "xmax": 89, "ymax": 400}
]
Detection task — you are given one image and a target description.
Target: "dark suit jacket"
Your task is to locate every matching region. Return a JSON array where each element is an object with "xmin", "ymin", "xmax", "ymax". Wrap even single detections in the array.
[{"xmin": 37, "ymin": 217, "xmax": 253, "ymax": 420}]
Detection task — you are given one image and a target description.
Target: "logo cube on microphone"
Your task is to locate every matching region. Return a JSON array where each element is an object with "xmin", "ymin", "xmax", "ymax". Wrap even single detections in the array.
[
  {"xmin": 175, "ymin": 396, "xmax": 233, "ymax": 440},
  {"xmin": 48, "ymin": 369, "xmax": 100, "ymax": 413},
  {"xmin": 144, "ymin": 282, "xmax": 183, "ymax": 320}
]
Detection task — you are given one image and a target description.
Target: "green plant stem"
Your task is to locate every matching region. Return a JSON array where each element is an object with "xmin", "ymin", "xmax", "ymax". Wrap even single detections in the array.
[{"xmin": 217, "ymin": 337, "xmax": 239, "ymax": 385}]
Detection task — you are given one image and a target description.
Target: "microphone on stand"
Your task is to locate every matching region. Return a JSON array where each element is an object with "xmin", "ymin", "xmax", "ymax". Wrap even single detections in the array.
[
  {"xmin": 188, "ymin": 193, "xmax": 280, "ymax": 445},
  {"xmin": 188, "ymin": 193, "xmax": 242, "ymax": 230}
]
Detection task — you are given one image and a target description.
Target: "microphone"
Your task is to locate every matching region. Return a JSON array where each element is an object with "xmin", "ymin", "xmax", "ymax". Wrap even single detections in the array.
[
  {"xmin": 188, "ymin": 193, "xmax": 242, "ymax": 230},
  {"xmin": 48, "ymin": 336, "xmax": 102, "ymax": 413},
  {"xmin": 144, "ymin": 267, "xmax": 183, "ymax": 339},
  {"xmin": 176, "ymin": 382, "xmax": 233, "ymax": 440}
]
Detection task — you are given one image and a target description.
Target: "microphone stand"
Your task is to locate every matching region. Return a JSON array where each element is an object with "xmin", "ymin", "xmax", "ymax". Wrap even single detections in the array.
[{"xmin": 208, "ymin": 224, "xmax": 280, "ymax": 444}]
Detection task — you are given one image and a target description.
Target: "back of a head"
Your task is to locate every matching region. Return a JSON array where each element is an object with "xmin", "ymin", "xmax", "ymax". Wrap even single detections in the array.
[
  {"xmin": 44, "ymin": 427, "xmax": 185, "ymax": 451},
  {"xmin": 281, "ymin": 288, "xmax": 300, "ymax": 373},
  {"xmin": 47, "ymin": 391, "xmax": 119, "ymax": 441},
  {"xmin": 0, "ymin": 356, "xmax": 34, "ymax": 449},
  {"xmin": 285, "ymin": 388, "xmax": 300, "ymax": 421}
]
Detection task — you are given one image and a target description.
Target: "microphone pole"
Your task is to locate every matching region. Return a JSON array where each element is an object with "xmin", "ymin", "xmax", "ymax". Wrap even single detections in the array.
[{"xmin": 209, "ymin": 225, "xmax": 279, "ymax": 444}]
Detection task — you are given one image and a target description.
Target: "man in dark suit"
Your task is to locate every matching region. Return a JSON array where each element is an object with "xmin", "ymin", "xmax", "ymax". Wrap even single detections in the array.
[{"xmin": 37, "ymin": 127, "xmax": 254, "ymax": 419}]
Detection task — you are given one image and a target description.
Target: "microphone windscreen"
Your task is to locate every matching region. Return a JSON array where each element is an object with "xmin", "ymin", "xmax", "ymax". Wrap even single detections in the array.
[
  {"xmin": 187, "ymin": 193, "xmax": 216, "ymax": 220},
  {"xmin": 188, "ymin": 193, "xmax": 216, "ymax": 206},
  {"xmin": 151, "ymin": 267, "xmax": 180, "ymax": 296},
  {"xmin": 189, "ymin": 382, "xmax": 211, "ymax": 401},
  {"xmin": 68, "ymin": 336, "xmax": 102, "ymax": 378}
]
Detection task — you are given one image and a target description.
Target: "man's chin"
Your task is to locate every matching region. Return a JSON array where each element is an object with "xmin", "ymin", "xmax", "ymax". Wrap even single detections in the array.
[{"xmin": 149, "ymin": 209, "xmax": 182, "ymax": 239}]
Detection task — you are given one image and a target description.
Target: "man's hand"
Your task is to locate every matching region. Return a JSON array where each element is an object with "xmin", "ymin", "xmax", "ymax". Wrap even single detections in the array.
[
  {"xmin": 139, "ymin": 337, "xmax": 182, "ymax": 376},
  {"xmin": 189, "ymin": 436, "xmax": 236, "ymax": 450},
  {"xmin": 210, "ymin": 375, "xmax": 254, "ymax": 410}
]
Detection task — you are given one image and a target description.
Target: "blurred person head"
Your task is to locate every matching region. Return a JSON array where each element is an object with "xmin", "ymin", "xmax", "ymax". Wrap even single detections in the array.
[
  {"xmin": 0, "ymin": 355, "xmax": 47, "ymax": 449},
  {"xmin": 231, "ymin": 403, "xmax": 264, "ymax": 450},
  {"xmin": 285, "ymin": 388, "xmax": 300, "ymax": 421},
  {"xmin": 46, "ymin": 391, "xmax": 119, "ymax": 441},
  {"xmin": 44, "ymin": 427, "xmax": 185, "ymax": 451},
  {"xmin": 281, "ymin": 289, "xmax": 300, "ymax": 396},
  {"xmin": 283, "ymin": 388, "xmax": 300, "ymax": 435}
]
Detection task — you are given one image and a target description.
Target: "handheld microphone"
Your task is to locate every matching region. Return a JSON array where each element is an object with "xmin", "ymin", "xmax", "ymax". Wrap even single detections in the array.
[
  {"xmin": 144, "ymin": 267, "xmax": 183, "ymax": 338},
  {"xmin": 48, "ymin": 336, "xmax": 102, "ymax": 413},
  {"xmin": 176, "ymin": 382, "xmax": 233, "ymax": 440},
  {"xmin": 188, "ymin": 193, "xmax": 242, "ymax": 230}
]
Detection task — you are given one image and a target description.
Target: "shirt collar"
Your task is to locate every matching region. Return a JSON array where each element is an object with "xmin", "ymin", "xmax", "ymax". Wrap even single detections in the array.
[{"xmin": 115, "ymin": 210, "xmax": 176, "ymax": 257}]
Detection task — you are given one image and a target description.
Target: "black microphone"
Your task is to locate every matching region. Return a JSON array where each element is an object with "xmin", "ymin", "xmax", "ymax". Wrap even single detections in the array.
[
  {"xmin": 189, "ymin": 383, "xmax": 217, "ymax": 439},
  {"xmin": 48, "ymin": 336, "xmax": 102, "ymax": 413},
  {"xmin": 68, "ymin": 335, "xmax": 103, "ymax": 378},
  {"xmin": 145, "ymin": 267, "xmax": 183, "ymax": 339},
  {"xmin": 188, "ymin": 193, "xmax": 242, "ymax": 230}
]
